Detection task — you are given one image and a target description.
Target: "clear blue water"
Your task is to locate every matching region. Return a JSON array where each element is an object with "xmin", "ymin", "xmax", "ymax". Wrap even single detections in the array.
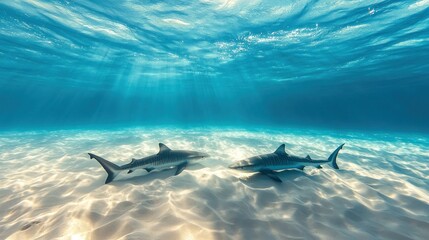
[
  {"xmin": 1, "ymin": 2, "xmax": 429, "ymax": 239},
  {"xmin": 1, "ymin": 1, "xmax": 428, "ymax": 132}
]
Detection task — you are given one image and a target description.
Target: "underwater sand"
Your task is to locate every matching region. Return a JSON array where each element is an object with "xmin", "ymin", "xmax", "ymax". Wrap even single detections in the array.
[{"xmin": 0, "ymin": 128, "xmax": 428, "ymax": 240}]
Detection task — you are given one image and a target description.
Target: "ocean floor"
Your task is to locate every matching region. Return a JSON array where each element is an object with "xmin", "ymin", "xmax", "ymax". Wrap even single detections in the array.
[{"xmin": 0, "ymin": 128, "xmax": 428, "ymax": 240}]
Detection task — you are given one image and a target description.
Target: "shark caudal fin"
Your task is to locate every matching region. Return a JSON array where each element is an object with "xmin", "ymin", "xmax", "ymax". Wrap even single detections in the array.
[
  {"xmin": 88, "ymin": 153, "xmax": 122, "ymax": 184},
  {"xmin": 327, "ymin": 143, "xmax": 345, "ymax": 169}
]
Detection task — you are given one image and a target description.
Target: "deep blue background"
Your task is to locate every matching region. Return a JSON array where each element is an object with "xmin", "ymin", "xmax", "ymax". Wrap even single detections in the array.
[{"xmin": 0, "ymin": 1, "xmax": 428, "ymax": 132}]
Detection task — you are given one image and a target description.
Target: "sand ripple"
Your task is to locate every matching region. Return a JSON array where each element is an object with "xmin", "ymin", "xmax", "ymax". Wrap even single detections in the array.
[{"xmin": 0, "ymin": 128, "xmax": 428, "ymax": 239}]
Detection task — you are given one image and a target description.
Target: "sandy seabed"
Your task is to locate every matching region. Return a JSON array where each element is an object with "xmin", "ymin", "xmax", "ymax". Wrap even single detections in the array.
[{"xmin": 0, "ymin": 128, "xmax": 428, "ymax": 240}]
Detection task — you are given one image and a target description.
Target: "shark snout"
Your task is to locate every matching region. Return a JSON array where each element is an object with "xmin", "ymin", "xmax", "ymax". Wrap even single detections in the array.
[
  {"xmin": 229, "ymin": 159, "xmax": 254, "ymax": 170},
  {"xmin": 228, "ymin": 162, "xmax": 245, "ymax": 169},
  {"xmin": 228, "ymin": 163, "xmax": 239, "ymax": 169},
  {"xmin": 189, "ymin": 151, "xmax": 210, "ymax": 159}
]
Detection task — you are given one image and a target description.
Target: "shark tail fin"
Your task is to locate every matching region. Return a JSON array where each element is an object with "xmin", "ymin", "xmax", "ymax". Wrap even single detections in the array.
[
  {"xmin": 88, "ymin": 153, "xmax": 121, "ymax": 184},
  {"xmin": 327, "ymin": 144, "xmax": 345, "ymax": 169}
]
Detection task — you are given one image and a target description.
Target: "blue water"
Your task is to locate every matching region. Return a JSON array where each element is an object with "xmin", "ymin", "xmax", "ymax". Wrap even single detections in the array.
[
  {"xmin": 1, "ymin": 1, "xmax": 428, "ymax": 132},
  {"xmin": 1, "ymin": 2, "xmax": 429, "ymax": 239}
]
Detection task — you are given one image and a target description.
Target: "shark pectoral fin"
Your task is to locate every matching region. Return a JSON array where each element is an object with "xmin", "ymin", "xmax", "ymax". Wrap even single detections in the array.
[
  {"xmin": 317, "ymin": 165, "xmax": 323, "ymax": 169},
  {"xmin": 297, "ymin": 166, "xmax": 305, "ymax": 170},
  {"xmin": 260, "ymin": 169, "xmax": 282, "ymax": 183},
  {"xmin": 144, "ymin": 167, "xmax": 154, "ymax": 172},
  {"xmin": 175, "ymin": 162, "xmax": 188, "ymax": 176},
  {"xmin": 127, "ymin": 170, "xmax": 134, "ymax": 174}
]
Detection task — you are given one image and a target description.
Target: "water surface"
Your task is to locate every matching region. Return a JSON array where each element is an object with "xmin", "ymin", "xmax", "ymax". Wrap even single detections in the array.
[{"xmin": 1, "ymin": 1, "xmax": 428, "ymax": 131}]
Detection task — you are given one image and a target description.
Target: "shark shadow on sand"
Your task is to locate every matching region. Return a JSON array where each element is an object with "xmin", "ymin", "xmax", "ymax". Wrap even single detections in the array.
[{"xmin": 111, "ymin": 162, "xmax": 208, "ymax": 185}]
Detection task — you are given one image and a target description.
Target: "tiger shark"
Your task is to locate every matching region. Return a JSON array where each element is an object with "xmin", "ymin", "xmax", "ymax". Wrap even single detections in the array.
[
  {"xmin": 89, "ymin": 143, "xmax": 209, "ymax": 184},
  {"xmin": 229, "ymin": 143, "xmax": 345, "ymax": 182}
]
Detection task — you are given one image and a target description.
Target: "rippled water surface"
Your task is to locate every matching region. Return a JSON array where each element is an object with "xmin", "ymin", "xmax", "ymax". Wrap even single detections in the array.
[
  {"xmin": 1, "ymin": 0, "xmax": 428, "ymax": 130},
  {"xmin": 1, "ymin": 1, "xmax": 429, "ymax": 239}
]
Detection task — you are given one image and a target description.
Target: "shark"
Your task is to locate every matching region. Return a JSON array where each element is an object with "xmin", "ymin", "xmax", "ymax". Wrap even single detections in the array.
[
  {"xmin": 228, "ymin": 143, "xmax": 345, "ymax": 182},
  {"xmin": 89, "ymin": 143, "xmax": 209, "ymax": 184}
]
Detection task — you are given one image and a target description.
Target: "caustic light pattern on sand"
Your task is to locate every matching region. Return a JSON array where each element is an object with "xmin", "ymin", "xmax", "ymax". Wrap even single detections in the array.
[{"xmin": 0, "ymin": 128, "xmax": 428, "ymax": 240}]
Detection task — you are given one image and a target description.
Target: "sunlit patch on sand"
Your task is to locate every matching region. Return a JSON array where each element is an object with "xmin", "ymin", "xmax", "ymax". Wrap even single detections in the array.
[{"xmin": 0, "ymin": 128, "xmax": 428, "ymax": 239}]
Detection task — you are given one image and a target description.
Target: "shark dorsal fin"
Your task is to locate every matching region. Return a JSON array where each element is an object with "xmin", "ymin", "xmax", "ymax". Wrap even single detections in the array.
[
  {"xmin": 159, "ymin": 143, "xmax": 171, "ymax": 153},
  {"xmin": 274, "ymin": 144, "xmax": 287, "ymax": 155},
  {"xmin": 306, "ymin": 155, "xmax": 311, "ymax": 160},
  {"xmin": 131, "ymin": 158, "xmax": 136, "ymax": 164}
]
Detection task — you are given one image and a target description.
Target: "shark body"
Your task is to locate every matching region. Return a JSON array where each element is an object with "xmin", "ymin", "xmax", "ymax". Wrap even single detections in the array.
[
  {"xmin": 89, "ymin": 143, "xmax": 208, "ymax": 184},
  {"xmin": 229, "ymin": 143, "xmax": 345, "ymax": 182}
]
